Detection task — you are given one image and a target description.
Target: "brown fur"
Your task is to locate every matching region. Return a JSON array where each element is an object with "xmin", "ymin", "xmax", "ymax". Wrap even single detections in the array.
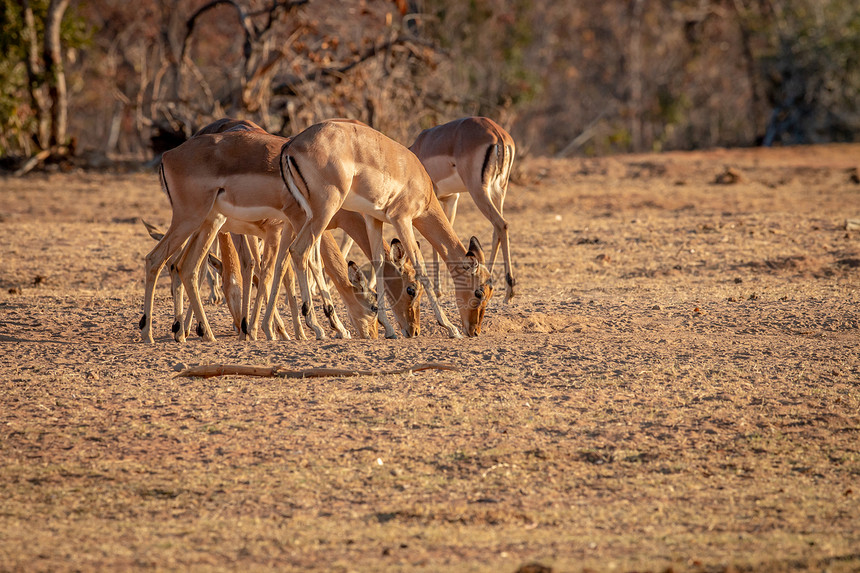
[
  {"xmin": 409, "ymin": 117, "xmax": 516, "ymax": 303},
  {"xmin": 280, "ymin": 120, "xmax": 493, "ymax": 338}
]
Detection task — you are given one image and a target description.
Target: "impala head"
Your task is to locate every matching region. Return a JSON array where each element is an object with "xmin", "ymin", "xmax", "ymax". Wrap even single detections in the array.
[
  {"xmin": 384, "ymin": 238, "xmax": 423, "ymax": 337},
  {"xmin": 207, "ymin": 252, "xmax": 244, "ymax": 334},
  {"xmin": 346, "ymin": 261, "xmax": 379, "ymax": 339},
  {"xmin": 454, "ymin": 236, "xmax": 494, "ymax": 337}
]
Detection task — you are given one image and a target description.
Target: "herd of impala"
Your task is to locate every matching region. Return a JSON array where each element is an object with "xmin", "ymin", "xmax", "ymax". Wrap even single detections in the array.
[{"xmin": 139, "ymin": 116, "xmax": 516, "ymax": 343}]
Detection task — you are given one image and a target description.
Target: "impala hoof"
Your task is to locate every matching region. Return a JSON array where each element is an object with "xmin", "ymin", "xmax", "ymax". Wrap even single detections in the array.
[{"xmin": 312, "ymin": 328, "xmax": 327, "ymax": 340}]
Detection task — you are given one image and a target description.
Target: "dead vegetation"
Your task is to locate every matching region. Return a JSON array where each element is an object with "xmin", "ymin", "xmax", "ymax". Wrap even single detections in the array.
[{"xmin": 1, "ymin": 144, "xmax": 859, "ymax": 572}]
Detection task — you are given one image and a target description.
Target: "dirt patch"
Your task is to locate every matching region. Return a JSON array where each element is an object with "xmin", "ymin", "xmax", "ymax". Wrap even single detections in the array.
[{"xmin": 1, "ymin": 144, "xmax": 859, "ymax": 572}]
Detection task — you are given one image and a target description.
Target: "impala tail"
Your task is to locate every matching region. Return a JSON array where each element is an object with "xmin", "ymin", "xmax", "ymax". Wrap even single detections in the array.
[
  {"xmin": 279, "ymin": 142, "xmax": 313, "ymax": 219},
  {"xmin": 481, "ymin": 141, "xmax": 515, "ymax": 191},
  {"xmin": 159, "ymin": 162, "xmax": 174, "ymax": 208}
]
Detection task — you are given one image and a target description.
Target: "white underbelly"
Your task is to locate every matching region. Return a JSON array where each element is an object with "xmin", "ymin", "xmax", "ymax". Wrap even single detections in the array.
[
  {"xmin": 419, "ymin": 155, "xmax": 467, "ymax": 198},
  {"xmin": 221, "ymin": 219, "xmax": 270, "ymax": 237},
  {"xmin": 214, "ymin": 195, "xmax": 285, "ymax": 222},
  {"xmin": 210, "ymin": 173, "xmax": 288, "ymax": 222},
  {"xmin": 341, "ymin": 192, "xmax": 388, "ymax": 221},
  {"xmin": 433, "ymin": 170, "xmax": 467, "ymax": 198}
]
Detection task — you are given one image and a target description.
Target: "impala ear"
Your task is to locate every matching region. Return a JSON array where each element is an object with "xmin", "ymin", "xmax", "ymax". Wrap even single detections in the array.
[
  {"xmin": 207, "ymin": 253, "xmax": 223, "ymax": 274},
  {"xmin": 348, "ymin": 261, "xmax": 368, "ymax": 291},
  {"xmin": 465, "ymin": 236, "xmax": 485, "ymax": 265},
  {"xmin": 142, "ymin": 220, "xmax": 164, "ymax": 241},
  {"xmin": 390, "ymin": 238, "xmax": 407, "ymax": 266}
]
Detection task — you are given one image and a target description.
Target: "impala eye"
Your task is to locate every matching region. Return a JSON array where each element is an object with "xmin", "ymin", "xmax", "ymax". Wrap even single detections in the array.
[
  {"xmin": 474, "ymin": 288, "xmax": 484, "ymax": 300},
  {"xmin": 406, "ymin": 285, "xmax": 416, "ymax": 297}
]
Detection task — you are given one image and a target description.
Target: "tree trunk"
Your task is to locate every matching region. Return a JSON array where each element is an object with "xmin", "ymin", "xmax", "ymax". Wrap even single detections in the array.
[
  {"xmin": 730, "ymin": 0, "xmax": 765, "ymax": 144},
  {"xmin": 21, "ymin": 0, "xmax": 50, "ymax": 149},
  {"xmin": 44, "ymin": 0, "xmax": 70, "ymax": 149},
  {"xmin": 629, "ymin": 0, "xmax": 645, "ymax": 152}
]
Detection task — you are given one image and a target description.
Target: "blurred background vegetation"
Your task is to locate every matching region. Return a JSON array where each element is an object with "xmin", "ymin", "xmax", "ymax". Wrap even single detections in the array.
[{"xmin": 1, "ymin": 0, "xmax": 858, "ymax": 170}]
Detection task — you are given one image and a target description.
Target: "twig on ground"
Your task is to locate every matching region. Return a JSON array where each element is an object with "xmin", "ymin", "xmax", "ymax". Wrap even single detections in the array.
[
  {"xmin": 175, "ymin": 362, "xmax": 459, "ymax": 379},
  {"xmin": 13, "ymin": 150, "xmax": 52, "ymax": 177}
]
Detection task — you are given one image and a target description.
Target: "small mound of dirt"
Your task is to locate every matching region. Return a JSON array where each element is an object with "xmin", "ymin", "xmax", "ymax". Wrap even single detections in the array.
[
  {"xmin": 836, "ymin": 257, "xmax": 860, "ymax": 268},
  {"xmin": 714, "ymin": 166, "xmax": 744, "ymax": 184},
  {"xmin": 740, "ymin": 255, "xmax": 819, "ymax": 274}
]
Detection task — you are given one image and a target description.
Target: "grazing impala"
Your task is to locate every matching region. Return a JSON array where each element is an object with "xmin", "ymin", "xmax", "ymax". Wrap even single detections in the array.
[
  {"xmin": 142, "ymin": 118, "xmax": 301, "ymax": 342},
  {"xmin": 198, "ymin": 119, "xmax": 421, "ymax": 340},
  {"xmin": 145, "ymin": 217, "xmax": 383, "ymax": 340},
  {"xmin": 142, "ymin": 219, "xmax": 253, "ymax": 340},
  {"xmin": 141, "ymin": 127, "xmax": 355, "ymax": 343},
  {"xmin": 329, "ymin": 210, "xmax": 423, "ymax": 338},
  {"xmin": 140, "ymin": 122, "xmax": 422, "ymax": 342},
  {"xmin": 408, "ymin": 117, "xmax": 516, "ymax": 302},
  {"xmin": 271, "ymin": 120, "xmax": 494, "ymax": 338},
  {"xmin": 157, "ymin": 118, "xmax": 301, "ymax": 341}
]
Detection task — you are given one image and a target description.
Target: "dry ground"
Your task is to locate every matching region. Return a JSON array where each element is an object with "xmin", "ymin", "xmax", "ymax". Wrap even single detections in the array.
[{"xmin": 1, "ymin": 144, "xmax": 859, "ymax": 572}]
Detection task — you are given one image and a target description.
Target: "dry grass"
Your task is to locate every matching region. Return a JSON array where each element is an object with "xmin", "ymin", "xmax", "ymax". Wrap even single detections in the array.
[{"xmin": 1, "ymin": 144, "xmax": 859, "ymax": 572}]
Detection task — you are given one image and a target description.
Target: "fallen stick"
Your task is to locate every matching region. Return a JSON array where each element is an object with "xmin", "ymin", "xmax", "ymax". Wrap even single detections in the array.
[
  {"xmin": 13, "ymin": 149, "xmax": 52, "ymax": 177},
  {"xmin": 175, "ymin": 362, "xmax": 459, "ymax": 379}
]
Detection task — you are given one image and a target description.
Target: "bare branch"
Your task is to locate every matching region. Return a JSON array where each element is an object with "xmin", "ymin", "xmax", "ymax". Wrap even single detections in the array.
[
  {"xmin": 181, "ymin": 0, "xmax": 254, "ymax": 64},
  {"xmin": 175, "ymin": 362, "xmax": 460, "ymax": 379},
  {"xmin": 248, "ymin": 0, "xmax": 309, "ymax": 36},
  {"xmin": 272, "ymin": 35, "xmax": 440, "ymax": 96}
]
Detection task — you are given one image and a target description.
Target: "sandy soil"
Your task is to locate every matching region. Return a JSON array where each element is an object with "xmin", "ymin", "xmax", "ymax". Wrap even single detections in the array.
[{"xmin": 1, "ymin": 144, "xmax": 859, "ymax": 572}]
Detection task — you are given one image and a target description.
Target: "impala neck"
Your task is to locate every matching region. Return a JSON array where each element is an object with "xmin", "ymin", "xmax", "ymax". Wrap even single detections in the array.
[{"xmin": 413, "ymin": 201, "xmax": 467, "ymax": 270}]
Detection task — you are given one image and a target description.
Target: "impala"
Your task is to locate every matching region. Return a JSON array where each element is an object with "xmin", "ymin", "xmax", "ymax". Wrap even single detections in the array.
[
  {"xmin": 408, "ymin": 117, "xmax": 516, "ymax": 302},
  {"xmin": 142, "ymin": 220, "xmax": 252, "ymax": 340},
  {"xmin": 145, "ymin": 217, "xmax": 380, "ymax": 340},
  {"xmin": 142, "ymin": 127, "xmax": 352, "ymax": 342},
  {"xmin": 143, "ymin": 118, "xmax": 301, "ymax": 342},
  {"xmin": 140, "ymin": 122, "xmax": 422, "ymax": 342},
  {"xmin": 329, "ymin": 210, "xmax": 423, "ymax": 338},
  {"xmin": 271, "ymin": 120, "xmax": 494, "ymax": 338}
]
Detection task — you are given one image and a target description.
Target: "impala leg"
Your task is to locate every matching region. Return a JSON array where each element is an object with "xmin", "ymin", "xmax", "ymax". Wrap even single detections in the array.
[
  {"xmin": 283, "ymin": 199, "xmax": 344, "ymax": 340},
  {"xmin": 470, "ymin": 186, "xmax": 514, "ymax": 302},
  {"xmin": 245, "ymin": 233, "xmax": 266, "ymax": 340},
  {"xmin": 178, "ymin": 232, "xmax": 203, "ymax": 342},
  {"xmin": 181, "ymin": 237, "xmax": 218, "ymax": 340},
  {"xmin": 281, "ymin": 245, "xmax": 306, "ymax": 340},
  {"xmin": 258, "ymin": 223, "xmax": 305, "ymax": 340},
  {"xmin": 182, "ymin": 306, "xmax": 194, "ymax": 342},
  {"xmin": 365, "ymin": 217, "xmax": 398, "ymax": 339},
  {"xmin": 272, "ymin": 306, "xmax": 290, "ymax": 340},
  {"xmin": 391, "ymin": 218, "xmax": 462, "ymax": 338},
  {"xmin": 166, "ymin": 254, "xmax": 189, "ymax": 341},
  {"xmin": 494, "ymin": 215, "xmax": 514, "ymax": 303},
  {"xmin": 248, "ymin": 226, "xmax": 293, "ymax": 341},
  {"xmin": 141, "ymin": 221, "xmax": 200, "ymax": 343},
  {"xmin": 205, "ymin": 238, "xmax": 223, "ymax": 305},
  {"xmin": 213, "ymin": 233, "xmax": 244, "ymax": 336},
  {"xmin": 235, "ymin": 233, "xmax": 255, "ymax": 340},
  {"xmin": 288, "ymin": 227, "xmax": 326, "ymax": 339},
  {"xmin": 176, "ymin": 214, "xmax": 226, "ymax": 343},
  {"xmin": 265, "ymin": 220, "xmax": 324, "ymax": 339},
  {"xmin": 268, "ymin": 270, "xmax": 291, "ymax": 341},
  {"xmin": 432, "ymin": 194, "xmax": 459, "ymax": 299},
  {"xmin": 253, "ymin": 229, "xmax": 280, "ymax": 340},
  {"xmin": 310, "ymin": 238, "xmax": 351, "ymax": 339},
  {"xmin": 259, "ymin": 230, "xmax": 290, "ymax": 340}
]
